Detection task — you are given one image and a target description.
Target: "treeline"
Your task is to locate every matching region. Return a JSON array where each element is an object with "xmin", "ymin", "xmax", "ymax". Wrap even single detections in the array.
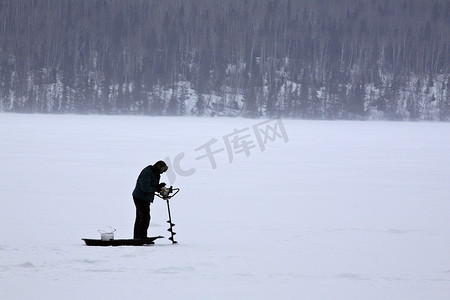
[{"xmin": 0, "ymin": 0, "xmax": 449, "ymax": 120}]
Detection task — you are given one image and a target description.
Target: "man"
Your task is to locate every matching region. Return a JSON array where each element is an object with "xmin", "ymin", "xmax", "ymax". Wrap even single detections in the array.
[{"xmin": 132, "ymin": 160, "xmax": 168, "ymax": 239}]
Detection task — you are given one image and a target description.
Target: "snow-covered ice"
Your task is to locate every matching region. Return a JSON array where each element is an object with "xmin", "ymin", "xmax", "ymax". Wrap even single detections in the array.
[{"xmin": 1, "ymin": 113, "xmax": 449, "ymax": 299}]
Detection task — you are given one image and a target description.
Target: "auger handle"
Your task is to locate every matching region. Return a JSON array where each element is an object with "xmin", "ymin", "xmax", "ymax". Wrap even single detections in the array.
[{"xmin": 169, "ymin": 187, "xmax": 180, "ymax": 198}]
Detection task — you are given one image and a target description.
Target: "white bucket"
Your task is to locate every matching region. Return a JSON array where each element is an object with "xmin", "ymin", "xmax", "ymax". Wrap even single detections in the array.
[
  {"xmin": 99, "ymin": 227, "xmax": 116, "ymax": 241},
  {"xmin": 100, "ymin": 232, "xmax": 114, "ymax": 241}
]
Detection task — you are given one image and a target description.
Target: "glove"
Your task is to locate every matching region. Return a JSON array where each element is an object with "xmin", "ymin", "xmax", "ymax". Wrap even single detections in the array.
[{"xmin": 157, "ymin": 182, "xmax": 166, "ymax": 192}]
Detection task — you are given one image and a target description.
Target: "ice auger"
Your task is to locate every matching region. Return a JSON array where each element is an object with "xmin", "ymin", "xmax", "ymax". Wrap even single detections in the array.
[{"xmin": 156, "ymin": 186, "xmax": 180, "ymax": 244}]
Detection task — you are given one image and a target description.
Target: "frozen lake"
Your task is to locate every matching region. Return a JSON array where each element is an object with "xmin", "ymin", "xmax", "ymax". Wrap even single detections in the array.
[{"xmin": 1, "ymin": 113, "xmax": 449, "ymax": 299}]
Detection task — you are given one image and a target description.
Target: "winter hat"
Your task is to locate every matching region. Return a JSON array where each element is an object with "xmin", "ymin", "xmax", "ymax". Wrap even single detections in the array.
[{"xmin": 153, "ymin": 160, "xmax": 168, "ymax": 173}]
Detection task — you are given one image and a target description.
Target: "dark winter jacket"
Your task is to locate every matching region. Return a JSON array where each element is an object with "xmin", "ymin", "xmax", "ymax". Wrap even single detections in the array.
[{"xmin": 132, "ymin": 165, "xmax": 160, "ymax": 203}]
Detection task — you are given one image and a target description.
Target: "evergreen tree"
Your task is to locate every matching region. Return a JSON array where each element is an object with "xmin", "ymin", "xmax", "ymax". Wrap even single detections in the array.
[{"xmin": 0, "ymin": 0, "xmax": 448, "ymax": 120}]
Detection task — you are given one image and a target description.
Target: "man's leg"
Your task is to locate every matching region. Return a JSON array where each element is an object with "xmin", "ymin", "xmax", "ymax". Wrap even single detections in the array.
[{"xmin": 133, "ymin": 197, "xmax": 150, "ymax": 239}]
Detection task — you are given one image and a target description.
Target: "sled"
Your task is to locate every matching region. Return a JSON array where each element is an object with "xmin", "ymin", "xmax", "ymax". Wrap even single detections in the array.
[{"xmin": 82, "ymin": 236, "xmax": 164, "ymax": 246}]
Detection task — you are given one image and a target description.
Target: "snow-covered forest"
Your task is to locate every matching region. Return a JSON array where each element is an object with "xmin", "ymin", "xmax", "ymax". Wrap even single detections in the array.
[{"xmin": 0, "ymin": 0, "xmax": 448, "ymax": 120}]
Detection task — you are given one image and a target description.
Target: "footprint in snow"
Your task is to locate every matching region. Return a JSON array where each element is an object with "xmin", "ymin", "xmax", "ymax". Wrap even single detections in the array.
[
  {"xmin": 154, "ymin": 266, "xmax": 195, "ymax": 274},
  {"xmin": 335, "ymin": 273, "xmax": 368, "ymax": 280},
  {"xmin": 17, "ymin": 262, "xmax": 35, "ymax": 268}
]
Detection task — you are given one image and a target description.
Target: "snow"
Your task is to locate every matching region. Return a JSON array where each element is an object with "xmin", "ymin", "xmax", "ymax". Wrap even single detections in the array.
[{"xmin": 1, "ymin": 113, "xmax": 449, "ymax": 299}]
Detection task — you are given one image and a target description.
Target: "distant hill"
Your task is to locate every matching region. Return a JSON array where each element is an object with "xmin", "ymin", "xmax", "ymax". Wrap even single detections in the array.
[{"xmin": 0, "ymin": 0, "xmax": 448, "ymax": 120}]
